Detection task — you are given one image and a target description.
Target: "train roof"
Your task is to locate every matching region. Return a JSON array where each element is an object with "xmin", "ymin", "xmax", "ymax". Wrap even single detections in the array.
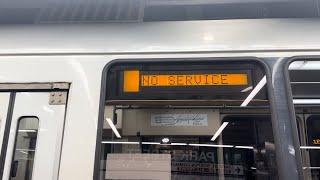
[{"xmin": 0, "ymin": 18, "xmax": 319, "ymax": 55}]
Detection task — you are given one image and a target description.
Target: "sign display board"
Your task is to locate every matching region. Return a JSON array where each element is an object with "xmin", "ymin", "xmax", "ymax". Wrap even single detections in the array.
[
  {"xmin": 122, "ymin": 109, "xmax": 219, "ymax": 136},
  {"xmin": 123, "ymin": 70, "xmax": 248, "ymax": 92},
  {"xmin": 105, "ymin": 60, "xmax": 265, "ymax": 104},
  {"xmin": 151, "ymin": 114, "xmax": 208, "ymax": 126}
]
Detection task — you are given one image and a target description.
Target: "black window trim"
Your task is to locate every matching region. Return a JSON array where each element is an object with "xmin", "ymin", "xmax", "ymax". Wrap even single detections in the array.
[
  {"xmin": 93, "ymin": 56, "xmax": 289, "ymax": 180},
  {"xmin": 0, "ymin": 92, "xmax": 15, "ymax": 180},
  {"xmin": 284, "ymin": 56, "xmax": 320, "ymax": 180}
]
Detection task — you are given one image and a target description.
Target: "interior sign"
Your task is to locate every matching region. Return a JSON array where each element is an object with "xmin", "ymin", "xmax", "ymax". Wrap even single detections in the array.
[{"xmin": 151, "ymin": 114, "xmax": 208, "ymax": 126}]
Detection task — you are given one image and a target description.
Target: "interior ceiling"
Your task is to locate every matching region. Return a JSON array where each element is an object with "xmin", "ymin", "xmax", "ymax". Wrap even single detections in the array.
[{"xmin": 0, "ymin": 0, "xmax": 319, "ymax": 24}]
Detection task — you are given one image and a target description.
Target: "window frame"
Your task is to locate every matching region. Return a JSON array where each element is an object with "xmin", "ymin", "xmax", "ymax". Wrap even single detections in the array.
[
  {"xmin": 284, "ymin": 56, "xmax": 320, "ymax": 180},
  {"xmin": 94, "ymin": 57, "xmax": 279, "ymax": 180}
]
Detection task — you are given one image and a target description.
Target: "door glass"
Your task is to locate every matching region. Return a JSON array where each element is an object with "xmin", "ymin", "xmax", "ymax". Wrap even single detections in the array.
[
  {"xmin": 289, "ymin": 60, "xmax": 320, "ymax": 179},
  {"xmin": 98, "ymin": 61, "xmax": 277, "ymax": 179},
  {"xmin": 9, "ymin": 117, "xmax": 39, "ymax": 180}
]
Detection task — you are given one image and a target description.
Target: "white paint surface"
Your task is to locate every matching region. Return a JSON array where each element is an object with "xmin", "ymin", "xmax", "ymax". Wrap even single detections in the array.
[
  {"xmin": 1, "ymin": 19, "xmax": 320, "ymax": 55},
  {"xmin": 0, "ymin": 93, "xmax": 10, "ymax": 150},
  {"xmin": 3, "ymin": 93, "xmax": 66, "ymax": 180},
  {"xmin": 0, "ymin": 18, "xmax": 319, "ymax": 180}
]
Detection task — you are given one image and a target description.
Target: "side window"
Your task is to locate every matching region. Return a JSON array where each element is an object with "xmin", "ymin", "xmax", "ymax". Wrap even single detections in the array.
[
  {"xmin": 98, "ymin": 61, "xmax": 277, "ymax": 180},
  {"xmin": 306, "ymin": 116, "xmax": 320, "ymax": 170},
  {"xmin": 289, "ymin": 60, "xmax": 320, "ymax": 179},
  {"xmin": 9, "ymin": 117, "xmax": 39, "ymax": 180}
]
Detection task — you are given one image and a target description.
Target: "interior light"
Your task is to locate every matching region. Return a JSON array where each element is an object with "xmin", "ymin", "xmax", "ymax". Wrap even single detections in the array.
[
  {"xmin": 210, "ymin": 122, "xmax": 229, "ymax": 141},
  {"xmin": 170, "ymin": 143, "xmax": 187, "ymax": 146},
  {"xmin": 101, "ymin": 141, "xmax": 139, "ymax": 144},
  {"xmin": 19, "ymin": 150, "xmax": 29, "ymax": 155},
  {"xmin": 235, "ymin": 146, "xmax": 254, "ymax": 149},
  {"xmin": 189, "ymin": 143, "xmax": 233, "ymax": 148},
  {"xmin": 141, "ymin": 142, "xmax": 161, "ymax": 145},
  {"xmin": 161, "ymin": 138, "xmax": 170, "ymax": 144},
  {"xmin": 18, "ymin": 129, "xmax": 37, "ymax": 133},
  {"xmin": 293, "ymin": 99, "xmax": 320, "ymax": 104},
  {"xmin": 303, "ymin": 167, "xmax": 320, "ymax": 169},
  {"xmin": 300, "ymin": 146, "xmax": 320, "ymax": 149},
  {"xmin": 106, "ymin": 118, "xmax": 121, "ymax": 138},
  {"xmin": 241, "ymin": 75, "xmax": 266, "ymax": 107},
  {"xmin": 241, "ymin": 86, "xmax": 253, "ymax": 93}
]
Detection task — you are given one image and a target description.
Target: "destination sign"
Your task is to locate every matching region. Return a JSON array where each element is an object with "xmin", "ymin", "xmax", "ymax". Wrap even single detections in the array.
[
  {"xmin": 123, "ymin": 70, "xmax": 248, "ymax": 92},
  {"xmin": 104, "ymin": 61, "xmax": 263, "ymax": 104},
  {"xmin": 141, "ymin": 74, "xmax": 248, "ymax": 87}
]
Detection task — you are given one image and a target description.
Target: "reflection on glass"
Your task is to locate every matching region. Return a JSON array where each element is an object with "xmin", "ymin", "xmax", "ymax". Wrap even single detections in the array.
[
  {"xmin": 9, "ymin": 117, "xmax": 39, "ymax": 180},
  {"xmin": 289, "ymin": 60, "xmax": 320, "ymax": 179},
  {"xmin": 100, "ymin": 109, "xmax": 276, "ymax": 180}
]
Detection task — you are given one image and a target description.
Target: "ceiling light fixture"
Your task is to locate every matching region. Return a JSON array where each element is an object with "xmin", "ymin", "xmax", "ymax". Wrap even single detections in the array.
[
  {"xmin": 189, "ymin": 143, "xmax": 233, "ymax": 148},
  {"xmin": 101, "ymin": 141, "xmax": 139, "ymax": 144},
  {"xmin": 235, "ymin": 146, "xmax": 254, "ymax": 149},
  {"xmin": 293, "ymin": 99, "xmax": 320, "ymax": 104},
  {"xmin": 241, "ymin": 75, "xmax": 266, "ymax": 107},
  {"xmin": 210, "ymin": 122, "xmax": 229, "ymax": 141},
  {"xmin": 106, "ymin": 118, "xmax": 121, "ymax": 138}
]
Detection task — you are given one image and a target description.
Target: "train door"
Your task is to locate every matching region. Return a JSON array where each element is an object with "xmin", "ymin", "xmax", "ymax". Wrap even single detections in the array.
[{"xmin": 0, "ymin": 83, "xmax": 69, "ymax": 180}]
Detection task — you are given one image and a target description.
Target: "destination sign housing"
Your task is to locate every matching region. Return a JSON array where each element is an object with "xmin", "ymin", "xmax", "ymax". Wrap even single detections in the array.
[
  {"xmin": 104, "ymin": 60, "xmax": 266, "ymax": 104},
  {"xmin": 123, "ymin": 70, "xmax": 248, "ymax": 92}
]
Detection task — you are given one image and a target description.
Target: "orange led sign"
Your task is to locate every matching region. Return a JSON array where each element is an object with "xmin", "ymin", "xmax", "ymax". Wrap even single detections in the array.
[
  {"xmin": 141, "ymin": 74, "xmax": 247, "ymax": 87},
  {"xmin": 123, "ymin": 70, "xmax": 248, "ymax": 93}
]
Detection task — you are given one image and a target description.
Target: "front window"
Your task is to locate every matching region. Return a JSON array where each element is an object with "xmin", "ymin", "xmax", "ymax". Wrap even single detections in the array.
[{"xmin": 98, "ymin": 59, "xmax": 277, "ymax": 179}]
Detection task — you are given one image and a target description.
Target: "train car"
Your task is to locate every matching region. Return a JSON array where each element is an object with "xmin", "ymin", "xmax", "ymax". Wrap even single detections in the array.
[{"xmin": 0, "ymin": 2, "xmax": 320, "ymax": 180}]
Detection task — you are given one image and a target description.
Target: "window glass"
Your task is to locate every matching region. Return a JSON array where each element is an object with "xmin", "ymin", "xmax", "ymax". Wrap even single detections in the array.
[
  {"xmin": 289, "ymin": 60, "xmax": 320, "ymax": 179},
  {"xmin": 98, "ymin": 61, "xmax": 277, "ymax": 179},
  {"xmin": 306, "ymin": 116, "xmax": 320, "ymax": 169},
  {"xmin": 9, "ymin": 117, "xmax": 39, "ymax": 180}
]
